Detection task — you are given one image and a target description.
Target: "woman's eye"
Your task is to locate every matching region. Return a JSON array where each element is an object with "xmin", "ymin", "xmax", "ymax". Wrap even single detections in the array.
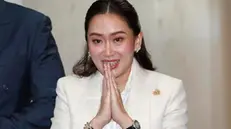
[
  {"xmin": 92, "ymin": 39, "xmax": 102, "ymax": 44},
  {"xmin": 114, "ymin": 37, "xmax": 124, "ymax": 43}
]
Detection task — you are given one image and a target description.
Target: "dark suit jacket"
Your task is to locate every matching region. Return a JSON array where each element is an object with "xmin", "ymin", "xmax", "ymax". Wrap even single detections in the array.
[{"xmin": 0, "ymin": 1, "xmax": 65, "ymax": 129}]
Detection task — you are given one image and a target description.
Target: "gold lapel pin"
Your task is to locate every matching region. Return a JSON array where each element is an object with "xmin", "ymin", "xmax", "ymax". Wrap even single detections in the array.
[{"xmin": 152, "ymin": 89, "xmax": 160, "ymax": 95}]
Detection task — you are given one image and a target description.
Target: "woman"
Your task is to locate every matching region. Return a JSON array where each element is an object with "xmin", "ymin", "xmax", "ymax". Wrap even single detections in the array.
[{"xmin": 51, "ymin": 0, "xmax": 188, "ymax": 129}]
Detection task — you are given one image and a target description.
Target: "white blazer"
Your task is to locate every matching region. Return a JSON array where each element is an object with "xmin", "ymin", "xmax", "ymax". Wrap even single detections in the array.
[{"xmin": 51, "ymin": 60, "xmax": 188, "ymax": 129}]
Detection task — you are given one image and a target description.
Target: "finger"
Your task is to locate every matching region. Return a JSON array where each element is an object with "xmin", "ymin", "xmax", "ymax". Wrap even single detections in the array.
[
  {"xmin": 107, "ymin": 63, "xmax": 113, "ymax": 89},
  {"xmin": 106, "ymin": 63, "xmax": 115, "ymax": 98},
  {"xmin": 107, "ymin": 64, "xmax": 120, "ymax": 96},
  {"xmin": 103, "ymin": 63, "xmax": 107, "ymax": 76},
  {"xmin": 108, "ymin": 75, "xmax": 119, "ymax": 102},
  {"xmin": 102, "ymin": 77, "xmax": 107, "ymax": 96},
  {"xmin": 103, "ymin": 63, "xmax": 110, "ymax": 91},
  {"xmin": 111, "ymin": 74, "xmax": 120, "ymax": 95},
  {"xmin": 104, "ymin": 63, "xmax": 109, "ymax": 79},
  {"xmin": 107, "ymin": 63, "xmax": 114, "ymax": 86},
  {"xmin": 102, "ymin": 76, "xmax": 111, "ymax": 107},
  {"xmin": 105, "ymin": 63, "xmax": 111, "ymax": 92},
  {"xmin": 108, "ymin": 67, "xmax": 125, "ymax": 109},
  {"xmin": 107, "ymin": 78, "xmax": 111, "ymax": 99},
  {"xmin": 103, "ymin": 63, "xmax": 110, "ymax": 99}
]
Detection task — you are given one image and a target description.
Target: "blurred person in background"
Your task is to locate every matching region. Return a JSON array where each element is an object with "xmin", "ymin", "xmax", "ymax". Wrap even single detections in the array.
[{"xmin": 0, "ymin": 0, "xmax": 65, "ymax": 129}]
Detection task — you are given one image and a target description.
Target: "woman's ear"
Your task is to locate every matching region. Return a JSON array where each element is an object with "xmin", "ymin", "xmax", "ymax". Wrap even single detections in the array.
[{"xmin": 134, "ymin": 32, "xmax": 143, "ymax": 52}]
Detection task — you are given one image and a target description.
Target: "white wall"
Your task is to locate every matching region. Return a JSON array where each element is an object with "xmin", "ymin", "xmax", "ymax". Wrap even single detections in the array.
[{"xmin": 23, "ymin": 0, "xmax": 231, "ymax": 129}]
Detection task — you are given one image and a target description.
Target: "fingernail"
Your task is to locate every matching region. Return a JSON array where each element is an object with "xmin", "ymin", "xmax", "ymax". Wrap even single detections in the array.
[
  {"xmin": 107, "ymin": 63, "xmax": 110, "ymax": 69},
  {"xmin": 103, "ymin": 63, "xmax": 106, "ymax": 69}
]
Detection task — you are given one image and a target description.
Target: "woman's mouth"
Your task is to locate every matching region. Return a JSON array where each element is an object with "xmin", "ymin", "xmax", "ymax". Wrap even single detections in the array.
[{"xmin": 102, "ymin": 59, "xmax": 120, "ymax": 70}]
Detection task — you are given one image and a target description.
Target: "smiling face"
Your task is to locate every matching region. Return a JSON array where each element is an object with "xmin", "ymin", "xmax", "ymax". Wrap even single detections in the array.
[{"xmin": 87, "ymin": 13, "xmax": 142, "ymax": 78}]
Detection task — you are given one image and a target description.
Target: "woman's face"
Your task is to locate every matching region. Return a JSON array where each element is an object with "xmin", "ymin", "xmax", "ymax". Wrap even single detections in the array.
[{"xmin": 87, "ymin": 13, "xmax": 142, "ymax": 78}]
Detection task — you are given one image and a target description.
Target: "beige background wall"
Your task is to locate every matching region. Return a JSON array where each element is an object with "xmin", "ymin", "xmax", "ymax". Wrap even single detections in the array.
[
  {"xmin": 19, "ymin": 0, "xmax": 231, "ymax": 129},
  {"xmin": 222, "ymin": 0, "xmax": 231, "ymax": 128}
]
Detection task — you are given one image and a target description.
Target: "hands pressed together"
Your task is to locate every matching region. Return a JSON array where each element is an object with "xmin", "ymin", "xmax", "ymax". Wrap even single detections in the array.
[{"xmin": 90, "ymin": 63, "xmax": 133, "ymax": 129}]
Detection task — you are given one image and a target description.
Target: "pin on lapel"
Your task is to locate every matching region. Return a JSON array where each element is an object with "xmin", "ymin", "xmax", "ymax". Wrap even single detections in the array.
[{"xmin": 152, "ymin": 89, "xmax": 160, "ymax": 95}]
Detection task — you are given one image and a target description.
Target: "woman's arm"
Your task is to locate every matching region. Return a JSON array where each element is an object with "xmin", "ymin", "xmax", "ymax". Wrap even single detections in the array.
[
  {"xmin": 50, "ymin": 78, "xmax": 71, "ymax": 129},
  {"xmin": 163, "ymin": 81, "xmax": 188, "ymax": 129}
]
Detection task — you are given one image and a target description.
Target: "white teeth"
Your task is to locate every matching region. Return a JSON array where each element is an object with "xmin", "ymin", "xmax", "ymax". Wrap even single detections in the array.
[
  {"xmin": 109, "ymin": 61, "xmax": 118, "ymax": 65},
  {"xmin": 104, "ymin": 60, "xmax": 119, "ymax": 67}
]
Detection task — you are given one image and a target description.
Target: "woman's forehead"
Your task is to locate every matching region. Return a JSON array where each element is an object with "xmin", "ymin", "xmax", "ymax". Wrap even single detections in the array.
[{"xmin": 88, "ymin": 13, "xmax": 132, "ymax": 36}]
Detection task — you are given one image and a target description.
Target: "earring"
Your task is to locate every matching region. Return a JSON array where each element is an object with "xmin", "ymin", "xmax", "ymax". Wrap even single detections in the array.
[
  {"xmin": 88, "ymin": 52, "xmax": 91, "ymax": 59},
  {"xmin": 136, "ymin": 47, "xmax": 141, "ymax": 53}
]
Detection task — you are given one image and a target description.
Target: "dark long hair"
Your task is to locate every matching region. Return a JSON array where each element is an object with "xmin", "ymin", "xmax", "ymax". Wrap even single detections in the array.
[{"xmin": 73, "ymin": 0, "xmax": 156, "ymax": 77}]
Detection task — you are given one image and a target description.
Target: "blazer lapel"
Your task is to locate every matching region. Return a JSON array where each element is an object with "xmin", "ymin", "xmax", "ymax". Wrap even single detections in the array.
[
  {"xmin": 81, "ymin": 72, "xmax": 103, "ymax": 122},
  {"xmin": 125, "ymin": 60, "xmax": 158, "ymax": 129}
]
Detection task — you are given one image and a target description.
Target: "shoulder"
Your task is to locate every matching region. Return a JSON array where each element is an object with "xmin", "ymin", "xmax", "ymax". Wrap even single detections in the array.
[
  {"xmin": 6, "ymin": 2, "xmax": 47, "ymax": 24},
  {"xmin": 58, "ymin": 75, "xmax": 90, "ymax": 86},
  {"xmin": 143, "ymin": 69, "xmax": 182, "ymax": 85},
  {"xmin": 143, "ymin": 70, "xmax": 184, "ymax": 95},
  {"xmin": 149, "ymin": 71, "xmax": 182, "ymax": 85},
  {"xmin": 56, "ymin": 74, "xmax": 96, "ymax": 93}
]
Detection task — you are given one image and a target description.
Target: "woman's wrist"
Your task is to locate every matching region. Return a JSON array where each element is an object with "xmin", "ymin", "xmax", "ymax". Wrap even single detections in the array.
[
  {"xmin": 118, "ymin": 114, "xmax": 133, "ymax": 129},
  {"xmin": 90, "ymin": 117, "xmax": 104, "ymax": 129}
]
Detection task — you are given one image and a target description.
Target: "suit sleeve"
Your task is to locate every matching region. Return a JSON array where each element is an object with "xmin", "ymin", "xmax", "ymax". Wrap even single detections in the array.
[
  {"xmin": 50, "ymin": 78, "xmax": 71, "ymax": 129},
  {"xmin": 162, "ymin": 81, "xmax": 188, "ymax": 129},
  {"xmin": 0, "ymin": 16, "xmax": 65, "ymax": 129}
]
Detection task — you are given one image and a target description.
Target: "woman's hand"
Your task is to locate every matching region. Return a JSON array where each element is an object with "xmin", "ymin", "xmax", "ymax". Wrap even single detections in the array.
[
  {"xmin": 105, "ymin": 63, "xmax": 133, "ymax": 129},
  {"xmin": 90, "ymin": 63, "xmax": 112, "ymax": 129},
  {"xmin": 90, "ymin": 63, "xmax": 133, "ymax": 129}
]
